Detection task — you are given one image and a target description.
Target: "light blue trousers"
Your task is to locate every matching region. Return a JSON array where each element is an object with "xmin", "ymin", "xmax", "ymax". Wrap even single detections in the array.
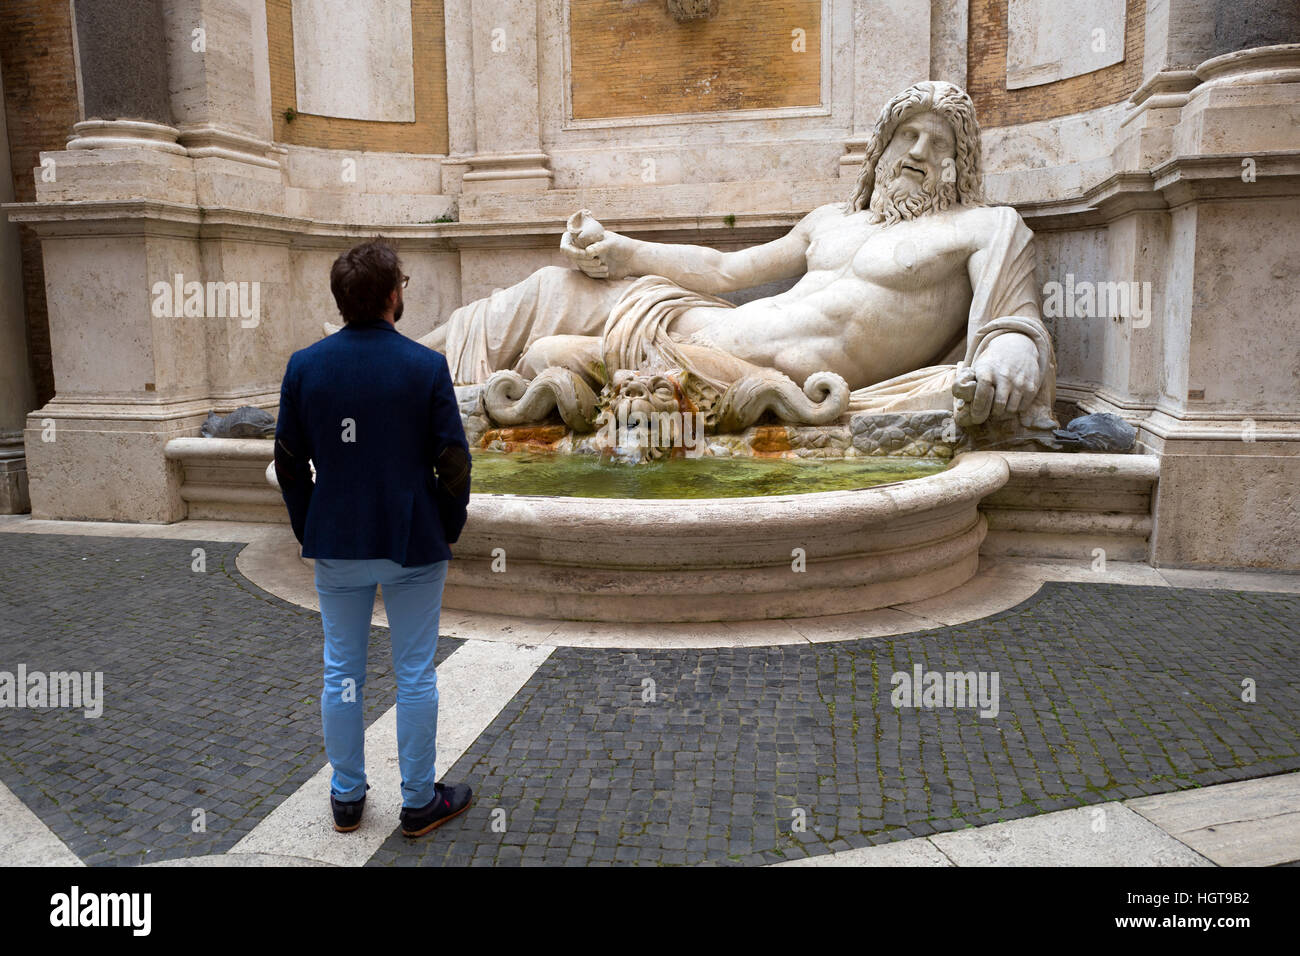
[{"xmin": 314, "ymin": 557, "xmax": 448, "ymax": 809}]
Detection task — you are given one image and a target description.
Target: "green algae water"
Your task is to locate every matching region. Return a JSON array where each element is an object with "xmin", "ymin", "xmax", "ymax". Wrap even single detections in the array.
[{"xmin": 470, "ymin": 451, "xmax": 947, "ymax": 499}]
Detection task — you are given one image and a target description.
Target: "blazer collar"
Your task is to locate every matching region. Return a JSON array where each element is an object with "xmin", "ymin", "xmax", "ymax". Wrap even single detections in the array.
[{"xmin": 343, "ymin": 319, "xmax": 399, "ymax": 333}]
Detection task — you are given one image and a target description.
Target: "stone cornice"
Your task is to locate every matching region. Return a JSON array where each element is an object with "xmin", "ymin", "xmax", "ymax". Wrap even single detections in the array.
[
  {"xmin": 2, "ymin": 198, "xmax": 809, "ymax": 248},
  {"xmin": 8, "ymin": 149, "xmax": 1300, "ymax": 243},
  {"xmin": 1018, "ymin": 150, "xmax": 1300, "ymax": 229}
]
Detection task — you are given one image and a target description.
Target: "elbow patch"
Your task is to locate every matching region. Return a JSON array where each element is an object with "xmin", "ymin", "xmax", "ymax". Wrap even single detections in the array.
[{"xmin": 437, "ymin": 445, "xmax": 471, "ymax": 499}]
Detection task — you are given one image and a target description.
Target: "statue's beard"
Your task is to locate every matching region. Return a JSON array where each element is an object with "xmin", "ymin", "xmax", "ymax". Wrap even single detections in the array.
[{"xmin": 867, "ymin": 158, "xmax": 957, "ymax": 225}]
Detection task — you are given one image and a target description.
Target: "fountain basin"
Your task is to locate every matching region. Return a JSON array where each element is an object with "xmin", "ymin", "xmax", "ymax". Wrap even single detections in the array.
[
  {"xmin": 169, "ymin": 439, "xmax": 1158, "ymax": 629},
  {"xmin": 445, "ymin": 451, "xmax": 1010, "ymax": 622}
]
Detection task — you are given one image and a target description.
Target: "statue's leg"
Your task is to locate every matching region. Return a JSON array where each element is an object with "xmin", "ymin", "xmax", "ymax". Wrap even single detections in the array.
[
  {"xmin": 420, "ymin": 266, "xmax": 635, "ymax": 384},
  {"xmin": 515, "ymin": 335, "xmax": 605, "ymax": 389}
]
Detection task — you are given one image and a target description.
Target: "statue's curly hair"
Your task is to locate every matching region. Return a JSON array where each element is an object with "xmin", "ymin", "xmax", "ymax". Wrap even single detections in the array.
[{"xmin": 847, "ymin": 81, "xmax": 984, "ymax": 217}]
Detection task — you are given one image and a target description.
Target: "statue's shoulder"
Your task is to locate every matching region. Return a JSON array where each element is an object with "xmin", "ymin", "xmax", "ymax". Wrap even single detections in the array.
[
  {"xmin": 801, "ymin": 201, "xmax": 850, "ymax": 225},
  {"xmin": 794, "ymin": 201, "xmax": 859, "ymax": 237},
  {"xmin": 960, "ymin": 204, "xmax": 1033, "ymax": 246}
]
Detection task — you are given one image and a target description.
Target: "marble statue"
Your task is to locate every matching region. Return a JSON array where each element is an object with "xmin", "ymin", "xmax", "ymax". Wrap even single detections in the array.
[{"xmin": 415, "ymin": 81, "xmax": 1057, "ymax": 452}]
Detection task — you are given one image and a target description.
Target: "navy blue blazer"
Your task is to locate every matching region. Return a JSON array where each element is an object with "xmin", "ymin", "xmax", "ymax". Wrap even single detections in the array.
[{"xmin": 273, "ymin": 319, "xmax": 470, "ymax": 566}]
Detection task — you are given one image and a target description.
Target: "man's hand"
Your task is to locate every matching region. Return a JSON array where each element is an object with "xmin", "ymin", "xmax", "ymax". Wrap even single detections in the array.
[
  {"xmin": 560, "ymin": 209, "xmax": 633, "ymax": 279},
  {"xmin": 966, "ymin": 332, "xmax": 1040, "ymax": 423}
]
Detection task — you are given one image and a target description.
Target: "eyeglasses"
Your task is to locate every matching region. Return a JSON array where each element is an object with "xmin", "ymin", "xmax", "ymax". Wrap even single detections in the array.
[{"xmin": 401, "ymin": 275, "xmax": 410, "ymax": 289}]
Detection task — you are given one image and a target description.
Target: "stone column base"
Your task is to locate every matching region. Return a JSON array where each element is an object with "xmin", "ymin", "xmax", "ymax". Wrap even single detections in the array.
[
  {"xmin": 460, "ymin": 152, "xmax": 553, "ymax": 192},
  {"xmin": 0, "ymin": 433, "xmax": 29, "ymax": 514}
]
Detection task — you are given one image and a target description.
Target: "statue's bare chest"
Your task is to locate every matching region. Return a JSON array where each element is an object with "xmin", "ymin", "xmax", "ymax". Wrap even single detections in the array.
[{"xmin": 805, "ymin": 213, "xmax": 974, "ymax": 291}]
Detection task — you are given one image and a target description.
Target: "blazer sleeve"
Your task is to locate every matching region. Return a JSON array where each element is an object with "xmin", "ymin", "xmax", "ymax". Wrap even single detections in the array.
[
  {"xmin": 274, "ymin": 356, "xmax": 314, "ymax": 545},
  {"xmin": 430, "ymin": 354, "xmax": 471, "ymax": 545}
]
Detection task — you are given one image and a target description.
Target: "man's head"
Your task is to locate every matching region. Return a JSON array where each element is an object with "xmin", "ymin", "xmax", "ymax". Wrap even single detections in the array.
[
  {"xmin": 330, "ymin": 238, "xmax": 404, "ymax": 325},
  {"xmin": 848, "ymin": 81, "xmax": 983, "ymax": 225}
]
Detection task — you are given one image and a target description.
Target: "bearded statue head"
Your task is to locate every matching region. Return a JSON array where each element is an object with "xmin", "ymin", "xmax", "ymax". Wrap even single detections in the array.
[{"xmin": 847, "ymin": 81, "xmax": 984, "ymax": 225}]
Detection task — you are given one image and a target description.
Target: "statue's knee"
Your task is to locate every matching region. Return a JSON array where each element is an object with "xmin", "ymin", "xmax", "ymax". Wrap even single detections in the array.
[
  {"xmin": 536, "ymin": 265, "xmax": 571, "ymax": 285},
  {"xmin": 517, "ymin": 337, "xmax": 557, "ymax": 378}
]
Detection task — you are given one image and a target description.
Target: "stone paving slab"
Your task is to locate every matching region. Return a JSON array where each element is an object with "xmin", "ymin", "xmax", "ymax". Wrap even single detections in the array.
[
  {"xmin": 772, "ymin": 832, "xmax": 954, "ymax": 866},
  {"xmin": 367, "ymin": 582, "xmax": 1300, "ymax": 866},
  {"xmin": 0, "ymin": 533, "xmax": 461, "ymax": 866},
  {"xmin": 0, "ymin": 778, "xmax": 83, "ymax": 866},
  {"xmin": 928, "ymin": 803, "xmax": 1213, "ymax": 866},
  {"xmin": 1128, "ymin": 773, "xmax": 1300, "ymax": 866}
]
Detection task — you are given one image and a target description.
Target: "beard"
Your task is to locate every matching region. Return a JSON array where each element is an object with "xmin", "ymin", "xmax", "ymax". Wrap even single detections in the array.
[
  {"xmin": 867, "ymin": 157, "xmax": 957, "ymax": 225},
  {"xmin": 393, "ymin": 300, "xmax": 404, "ymax": 323}
]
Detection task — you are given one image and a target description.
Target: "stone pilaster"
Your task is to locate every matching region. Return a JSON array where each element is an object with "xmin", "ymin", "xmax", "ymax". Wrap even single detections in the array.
[
  {"xmin": 1140, "ymin": 28, "xmax": 1300, "ymax": 569},
  {"xmin": 840, "ymin": 0, "xmax": 931, "ymax": 179},
  {"xmin": 459, "ymin": 0, "xmax": 551, "ymax": 193},
  {"xmin": 160, "ymin": 0, "xmax": 278, "ymax": 165}
]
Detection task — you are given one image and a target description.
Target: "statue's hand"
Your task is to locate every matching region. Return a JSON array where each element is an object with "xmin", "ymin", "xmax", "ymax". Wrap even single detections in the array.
[
  {"xmin": 968, "ymin": 333, "xmax": 1040, "ymax": 423},
  {"xmin": 560, "ymin": 209, "xmax": 633, "ymax": 279},
  {"xmin": 561, "ymin": 228, "xmax": 609, "ymax": 278},
  {"xmin": 562, "ymin": 209, "xmax": 612, "ymax": 278}
]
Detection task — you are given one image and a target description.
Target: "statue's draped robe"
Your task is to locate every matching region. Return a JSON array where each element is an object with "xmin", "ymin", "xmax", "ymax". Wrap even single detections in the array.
[{"xmin": 438, "ymin": 206, "xmax": 1055, "ymax": 431}]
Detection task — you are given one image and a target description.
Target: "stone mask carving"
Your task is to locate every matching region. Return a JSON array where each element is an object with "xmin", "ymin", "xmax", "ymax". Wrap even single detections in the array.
[{"xmin": 595, "ymin": 370, "xmax": 697, "ymax": 463}]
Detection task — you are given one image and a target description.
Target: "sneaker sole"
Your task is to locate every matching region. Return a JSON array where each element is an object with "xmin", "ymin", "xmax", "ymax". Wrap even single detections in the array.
[
  {"xmin": 333, "ymin": 820, "xmax": 362, "ymax": 833},
  {"xmin": 400, "ymin": 796, "xmax": 473, "ymax": 837}
]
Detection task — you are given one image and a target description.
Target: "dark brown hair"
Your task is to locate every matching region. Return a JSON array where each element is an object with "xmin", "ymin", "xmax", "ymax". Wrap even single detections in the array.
[{"xmin": 330, "ymin": 238, "xmax": 402, "ymax": 324}]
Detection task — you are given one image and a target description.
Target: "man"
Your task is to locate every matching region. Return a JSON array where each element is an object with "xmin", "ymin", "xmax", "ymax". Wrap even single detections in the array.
[
  {"xmin": 419, "ymin": 82, "xmax": 1055, "ymax": 438},
  {"xmin": 275, "ymin": 239, "xmax": 474, "ymax": 837}
]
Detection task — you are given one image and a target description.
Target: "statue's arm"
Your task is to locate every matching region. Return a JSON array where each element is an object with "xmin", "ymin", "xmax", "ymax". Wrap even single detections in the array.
[
  {"xmin": 963, "ymin": 232, "xmax": 1045, "ymax": 422},
  {"xmin": 569, "ymin": 205, "xmax": 828, "ymax": 295}
]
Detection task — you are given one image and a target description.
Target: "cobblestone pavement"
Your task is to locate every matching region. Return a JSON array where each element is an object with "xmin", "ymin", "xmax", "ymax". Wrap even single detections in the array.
[
  {"xmin": 369, "ymin": 584, "xmax": 1300, "ymax": 866},
  {"xmin": 3, "ymin": 533, "xmax": 1298, "ymax": 867},
  {"xmin": 0, "ymin": 534, "xmax": 461, "ymax": 866}
]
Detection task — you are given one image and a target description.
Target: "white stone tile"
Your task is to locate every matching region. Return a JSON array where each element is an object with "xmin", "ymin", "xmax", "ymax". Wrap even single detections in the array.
[
  {"xmin": 891, "ymin": 569, "xmax": 1044, "ymax": 625},
  {"xmin": 930, "ymin": 803, "xmax": 1214, "ymax": 866},
  {"xmin": 772, "ymin": 837, "xmax": 953, "ymax": 866},
  {"xmin": 0, "ymin": 779, "xmax": 83, "ymax": 866},
  {"xmin": 1155, "ymin": 568, "xmax": 1300, "ymax": 594},
  {"xmin": 791, "ymin": 607, "xmax": 941, "ymax": 643},
  {"xmin": 144, "ymin": 852, "xmax": 333, "ymax": 867},
  {"xmin": 1128, "ymin": 773, "xmax": 1300, "ymax": 867}
]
